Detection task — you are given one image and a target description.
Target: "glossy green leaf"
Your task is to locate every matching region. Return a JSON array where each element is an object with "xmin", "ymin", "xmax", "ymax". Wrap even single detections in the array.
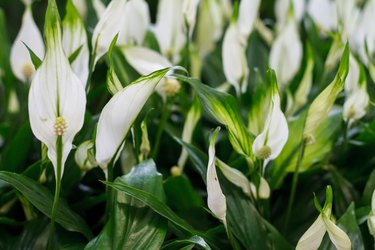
[
  {"xmin": 162, "ymin": 235, "xmax": 211, "ymax": 250},
  {"xmin": 86, "ymin": 160, "xmax": 167, "ymax": 250},
  {"xmin": 24, "ymin": 43, "xmax": 42, "ymax": 70},
  {"xmin": 0, "ymin": 171, "xmax": 92, "ymax": 239},
  {"xmin": 174, "ymin": 74, "xmax": 254, "ymax": 161}
]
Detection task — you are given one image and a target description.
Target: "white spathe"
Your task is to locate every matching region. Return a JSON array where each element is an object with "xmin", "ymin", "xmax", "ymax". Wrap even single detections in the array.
[
  {"xmin": 154, "ymin": 0, "xmax": 185, "ymax": 63},
  {"xmin": 72, "ymin": 0, "xmax": 87, "ymax": 19},
  {"xmin": 92, "ymin": 0, "xmax": 127, "ymax": 66},
  {"xmin": 296, "ymin": 205, "xmax": 351, "ymax": 250},
  {"xmin": 237, "ymin": 0, "xmax": 261, "ymax": 39},
  {"xmin": 269, "ymin": 19, "xmax": 302, "ymax": 88},
  {"xmin": 93, "ymin": 0, "xmax": 106, "ymax": 18},
  {"xmin": 10, "ymin": 4, "xmax": 44, "ymax": 82},
  {"xmin": 28, "ymin": 12, "xmax": 86, "ymax": 180},
  {"xmin": 207, "ymin": 128, "xmax": 227, "ymax": 224},
  {"xmin": 343, "ymin": 84, "xmax": 369, "ymax": 123},
  {"xmin": 95, "ymin": 69, "xmax": 169, "ymax": 169},
  {"xmin": 182, "ymin": 0, "xmax": 200, "ymax": 37},
  {"xmin": 63, "ymin": 0, "xmax": 90, "ymax": 87},
  {"xmin": 222, "ymin": 23, "xmax": 248, "ymax": 94},
  {"xmin": 275, "ymin": 0, "xmax": 305, "ymax": 29},
  {"xmin": 118, "ymin": 0, "xmax": 150, "ymax": 46},
  {"xmin": 122, "ymin": 46, "xmax": 172, "ymax": 100},
  {"xmin": 344, "ymin": 54, "xmax": 360, "ymax": 94},
  {"xmin": 307, "ymin": 0, "xmax": 337, "ymax": 34},
  {"xmin": 252, "ymin": 87, "xmax": 288, "ymax": 162}
]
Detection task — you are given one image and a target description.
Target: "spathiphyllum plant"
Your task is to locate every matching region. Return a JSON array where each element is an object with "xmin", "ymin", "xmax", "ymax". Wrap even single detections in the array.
[{"xmin": 1, "ymin": 0, "xmax": 375, "ymax": 249}]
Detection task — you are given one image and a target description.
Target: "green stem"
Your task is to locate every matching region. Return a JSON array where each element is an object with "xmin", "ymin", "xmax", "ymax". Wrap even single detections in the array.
[
  {"xmin": 150, "ymin": 102, "xmax": 170, "ymax": 159},
  {"xmin": 105, "ymin": 160, "xmax": 114, "ymax": 220},
  {"xmin": 283, "ymin": 141, "xmax": 306, "ymax": 234},
  {"xmin": 47, "ymin": 136, "xmax": 63, "ymax": 249}
]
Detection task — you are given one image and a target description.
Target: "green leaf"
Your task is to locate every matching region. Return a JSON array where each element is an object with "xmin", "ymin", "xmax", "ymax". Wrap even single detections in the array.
[
  {"xmin": 263, "ymin": 219, "xmax": 293, "ymax": 250},
  {"xmin": 162, "ymin": 235, "xmax": 211, "ymax": 250},
  {"xmin": 174, "ymin": 74, "xmax": 254, "ymax": 161},
  {"xmin": 86, "ymin": 160, "xmax": 167, "ymax": 250},
  {"xmin": 68, "ymin": 45, "xmax": 83, "ymax": 64},
  {"xmin": 102, "ymin": 179, "xmax": 200, "ymax": 236},
  {"xmin": 0, "ymin": 171, "xmax": 92, "ymax": 239},
  {"xmin": 24, "ymin": 43, "xmax": 42, "ymax": 69},
  {"xmin": 1, "ymin": 121, "xmax": 33, "ymax": 172},
  {"xmin": 220, "ymin": 172, "xmax": 270, "ymax": 249}
]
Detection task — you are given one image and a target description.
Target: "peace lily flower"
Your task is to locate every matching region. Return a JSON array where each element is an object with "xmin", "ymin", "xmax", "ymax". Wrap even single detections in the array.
[
  {"xmin": 222, "ymin": 0, "xmax": 260, "ymax": 95},
  {"xmin": 117, "ymin": 0, "xmax": 150, "ymax": 46},
  {"xmin": 95, "ymin": 67, "xmax": 173, "ymax": 170},
  {"xmin": 307, "ymin": 0, "xmax": 337, "ymax": 34},
  {"xmin": 75, "ymin": 140, "xmax": 97, "ymax": 172},
  {"xmin": 368, "ymin": 190, "xmax": 375, "ymax": 238},
  {"xmin": 63, "ymin": 0, "xmax": 90, "ymax": 86},
  {"xmin": 28, "ymin": 0, "xmax": 86, "ymax": 181},
  {"xmin": 10, "ymin": 0, "xmax": 44, "ymax": 82},
  {"xmin": 121, "ymin": 46, "xmax": 175, "ymax": 101},
  {"xmin": 72, "ymin": 0, "xmax": 87, "ymax": 19},
  {"xmin": 296, "ymin": 186, "xmax": 351, "ymax": 250},
  {"xmin": 93, "ymin": 0, "xmax": 106, "ymax": 18},
  {"xmin": 343, "ymin": 66, "xmax": 369, "ymax": 126},
  {"xmin": 249, "ymin": 176, "xmax": 270, "ymax": 200},
  {"xmin": 275, "ymin": 0, "xmax": 305, "ymax": 30},
  {"xmin": 182, "ymin": 0, "xmax": 200, "ymax": 37},
  {"xmin": 269, "ymin": 17, "xmax": 302, "ymax": 89},
  {"xmin": 252, "ymin": 71, "xmax": 288, "ymax": 165},
  {"xmin": 8, "ymin": 90, "xmax": 20, "ymax": 114},
  {"xmin": 222, "ymin": 22, "xmax": 248, "ymax": 95},
  {"xmin": 196, "ymin": 0, "xmax": 226, "ymax": 58},
  {"xmin": 207, "ymin": 127, "xmax": 227, "ymax": 225},
  {"xmin": 92, "ymin": 0, "xmax": 127, "ymax": 66},
  {"xmin": 154, "ymin": 0, "xmax": 186, "ymax": 63}
]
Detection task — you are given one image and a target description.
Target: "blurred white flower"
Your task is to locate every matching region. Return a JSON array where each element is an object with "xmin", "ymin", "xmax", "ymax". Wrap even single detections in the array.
[
  {"xmin": 222, "ymin": 23, "xmax": 248, "ymax": 94},
  {"xmin": 344, "ymin": 54, "xmax": 360, "ymax": 94},
  {"xmin": 72, "ymin": 0, "xmax": 87, "ymax": 19},
  {"xmin": 118, "ymin": 0, "xmax": 150, "ymax": 46},
  {"xmin": 92, "ymin": 0, "xmax": 127, "ymax": 66},
  {"xmin": 307, "ymin": 0, "xmax": 337, "ymax": 34},
  {"xmin": 196, "ymin": 0, "xmax": 225, "ymax": 57},
  {"xmin": 252, "ymin": 72, "xmax": 288, "ymax": 164},
  {"xmin": 95, "ymin": 68, "xmax": 171, "ymax": 169},
  {"xmin": 275, "ymin": 0, "xmax": 305, "ymax": 30},
  {"xmin": 93, "ymin": 0, "xmax": 106, "ymax": 18},
  {"xmin": 121, "ymin": 46, "xmax": 172, "ymax": 100},
  {"xmin": 182, "ymin": 0, "xmax": 200, "ymax": 37},
  {"xmin": 28, "ymin": 0, "xmax": 86, "ymax": 181},
  {"xmin": 269, "ymin": 18, "xmax": 302, "ymax": 88},
  {"xmin": 343, "ymin": 69, "xmax": 369, "ymax": 126},
  {"xmin": 10, "ymin": 1, "xmax": 44, "ymax": 82},
  {"xmin": 237, "ymin": 0, "xmax": 261, "ymax": 39},
  {"xmin": 63, "ymin": 0, "xmax": 90, "ymax": 86},
  {"xmin": 154, "ymin": 0, "xmax": 186, "ymax": 62},
  {"xmin": 250, "ymin": 176, "xmax": 271, "ymax": 199}
]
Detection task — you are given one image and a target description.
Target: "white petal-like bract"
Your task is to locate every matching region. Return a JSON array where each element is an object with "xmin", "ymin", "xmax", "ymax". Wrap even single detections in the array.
[
  {"xmin": 323, "ymin": 216, "xmax": 352, "ymax": 250},
  {"xmin": 237, "ymin": 0, "xmax": 261, "ymax": 39},
  {"xmin": 10, "ymin": 4, "xmax": 44, "ymax": 82},
  {"xmin": 269, "ymin": 19, "xmax": 302, "ymax": 88},
  {"xmin": 92, "ymin": 0, "xmax": 127, "ymax": 66},
  {"xmin": 207, "ymin": 128, "xmax": 227, "ymax": 223},
  {"xmin": 95, "ymin": 68, "xmax": 170, "ymax": 169},
  {"xmin": 296, "ymin": 214, "xmax": 327, "ymax": 250},
  {"xmin": 118, "ymin": 0, "xmax": 150, "ymax": 46},
  {"xmin": 63, "ymin": 0, "xmax": 90, "ymax": 86},
  {"xmin": 222, "ymin": 23, "xmax": 248, "ymax": 94}
]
